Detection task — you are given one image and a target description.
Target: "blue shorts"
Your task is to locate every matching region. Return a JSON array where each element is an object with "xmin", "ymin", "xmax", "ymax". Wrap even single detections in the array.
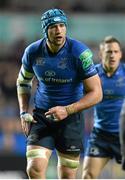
[
  {"xmin": 27, "ymin": 108, "xmax": 84, "ymax": 155},
  {"xmin": 85, "ymin": 127, "xmax": 121, "ymax": 163}
]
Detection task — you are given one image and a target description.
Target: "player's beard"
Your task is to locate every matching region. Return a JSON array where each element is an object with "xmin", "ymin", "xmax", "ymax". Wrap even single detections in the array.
[
  {"xmin": 48, "ymin": 36, "xmax": 65, "ymax": 46},
  {"xmin": 47, "ymin": 36, "xmax": 66, "ymax": 52}
]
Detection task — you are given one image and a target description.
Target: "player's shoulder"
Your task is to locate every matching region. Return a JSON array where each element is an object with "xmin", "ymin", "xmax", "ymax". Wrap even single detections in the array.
[
  {"xmin": 95, "ymin": 63, "xmax": 101, "ymax": 69},
  {"xmin": 25, "ymin": 38, "xmax": 44, "ymax": 54},
  {"xmin": 95, "ymin": 63, "xmax": 103, "ymax": 73},
  {"xmin": 66, "ymin": 37, "xmax": 92, "ymax": 58},
  {"xmin": 120, "ymin": 62, "xmax": 125, "ymax": 70},
  {"xmin": 67, "ymin": 37, "xmax": 88, "ymax": 50}
]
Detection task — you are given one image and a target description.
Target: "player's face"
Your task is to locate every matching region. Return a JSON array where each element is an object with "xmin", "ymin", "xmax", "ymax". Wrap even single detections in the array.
[
  {"xmin": 101, "ymin": 42, "xmax": 122, "ymax": 70},
  {"xmin": 47, "ymin": 23, "xmax": 66, "ymax": 47}
]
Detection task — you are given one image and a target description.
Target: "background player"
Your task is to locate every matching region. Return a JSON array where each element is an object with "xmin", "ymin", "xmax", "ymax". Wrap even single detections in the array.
[{"xmin": 82, "ymin": 36, "xmax": 125, "ymax": 179}]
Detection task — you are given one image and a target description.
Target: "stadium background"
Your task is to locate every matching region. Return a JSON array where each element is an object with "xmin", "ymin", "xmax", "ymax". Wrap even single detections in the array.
[{"xmin": 0, "ymin": 0, "xmax": 125, "ymax": 178}]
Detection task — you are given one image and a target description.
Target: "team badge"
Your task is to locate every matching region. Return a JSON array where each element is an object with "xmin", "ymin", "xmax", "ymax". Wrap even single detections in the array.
[
  {"xmin": 58, "ymin": 58, "xmax": 67, "ymax": 69},
  {"xmin": 116, "ymin": 77, "xmax": 125, "ymax": 87}
]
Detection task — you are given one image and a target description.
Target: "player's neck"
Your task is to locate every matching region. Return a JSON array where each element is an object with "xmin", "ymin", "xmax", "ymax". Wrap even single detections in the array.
[
  {"xmin": 46, "ymin": 40, "xmax": 65, "ymax": 54},
  {"xmin": 103, "ymin": 65, "xmax": 117, "ymax": 77}
]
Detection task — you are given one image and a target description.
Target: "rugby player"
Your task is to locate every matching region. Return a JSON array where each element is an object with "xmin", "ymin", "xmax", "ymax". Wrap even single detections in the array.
[
  {"xmin": 17, "ymin": 8, "xmax": 102, "ymax": 179},
  {"xmin": 82, "ymin": 36, "xmax": 125, "ymax": 179}
]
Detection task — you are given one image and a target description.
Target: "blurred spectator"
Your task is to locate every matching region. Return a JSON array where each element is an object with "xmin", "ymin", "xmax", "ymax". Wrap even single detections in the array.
[
  {"xmin": 1, "ymin": 63, "xmax": 18, "ymax": 99},
  {"xmin": 0, "ymin": 0, "xmax": 8, "ymax": 10},
  {"xmin": 71, "ymin": 0, "xmax": 88, "ymax": 13},
  {"xmin": 10, "ymin": 38, "xmax": 28, "ymax": 66},
  {"xmin": 106, "ymin": 0, "xmax": 125, "ymax": 13},
  {"xmin": 0, "ymin": 0, "xmax": 125, "ymax": 13},
  {"xmin": 0, "ymin": 118, "xmax": 26, "ymax": 156},
  {"xmin": 54, "ymin": 0, "xmax": 71, "ymax": 13}
]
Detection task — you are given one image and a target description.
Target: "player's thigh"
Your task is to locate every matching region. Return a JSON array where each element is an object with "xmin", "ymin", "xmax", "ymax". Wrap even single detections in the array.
[
  {"xmin": 26, "ymin": 145, "xmax": 52, "ymax": 171},
  {"xmin": 83, "ymin": 156, "xmax": 110, "ymax": 178}
]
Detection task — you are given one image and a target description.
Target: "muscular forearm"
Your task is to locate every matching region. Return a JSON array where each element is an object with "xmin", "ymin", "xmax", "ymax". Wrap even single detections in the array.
[
  {"xmin": 66, "ymin": 75, "xmax": 102, "ymax": 115},
  {"xmin": 76, "ymin": 90, "xmax": 102, "ymax": 110},
  {"xmin": 17, "ymin": 93, "xmax": 31, "ymax": 113},
  {"xmin": 45, "ymin": 88, "xmax": 102, "ymax": 121},
  {"xmin": 66, "ymin": 89, "xmax": 102, "ymax": 115}
]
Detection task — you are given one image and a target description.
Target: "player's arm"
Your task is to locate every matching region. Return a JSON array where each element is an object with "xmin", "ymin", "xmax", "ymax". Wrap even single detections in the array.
[
  {"xmin": 17, "ymin": 65, "xmax": 33, "ymax": 112},
  {"xmin": 65, "ymin": 74, "xmax": 102, "ymax": 114},
  {"xmin": 65, "ymin": 47, "xmax": 102, "ymax": 114},
  {"xmin": 17, "ymin": 65, "xmax": 36, "ymax": 135},
  {"xmin": 120, "ymin": 105, "xmax": 125, "ymax": 170},
  {"xmin": 45, "ymin": 74, "xmax": 102, "ymax": 120},
  {"xmin": 66, "ymin": 46, "xmax": 102, "ymax": 113}
]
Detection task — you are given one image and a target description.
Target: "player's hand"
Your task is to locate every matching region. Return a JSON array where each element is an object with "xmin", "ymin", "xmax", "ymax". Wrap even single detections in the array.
[
  {"xmin": 45, "ymin": 106, "xmax": 68, "ymax": 121},
  {"xmin": 20, "ymin": 112, "xmax": 37, "ymax": 136},
  {"xmin": 122, "ymin": 157, "xmax": 125, "ymax": 170}
]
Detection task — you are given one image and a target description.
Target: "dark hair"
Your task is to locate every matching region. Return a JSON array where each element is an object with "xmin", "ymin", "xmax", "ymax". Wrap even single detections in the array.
[{"xmin": 100, "ymin": 35, "xmax": 121, "ymax": 50}]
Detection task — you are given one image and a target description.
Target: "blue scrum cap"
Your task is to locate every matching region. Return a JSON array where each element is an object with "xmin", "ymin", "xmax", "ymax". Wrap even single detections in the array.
[{"xmin": 41, "ymin": 8, "xmax": 67, "ymax": 37}]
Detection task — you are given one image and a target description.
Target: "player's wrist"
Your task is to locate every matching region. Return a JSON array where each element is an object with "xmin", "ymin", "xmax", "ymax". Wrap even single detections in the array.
[
  {"xmin": 65, "ymin": 104, "xmax": 77, "ymax": 115},
  {"xmin": 20, "ymin": 111, "xmax": 27, "ymax": 116},
  {"xmin": 20, "ymin": 112, "xmax": 33, "ymax": 122}
]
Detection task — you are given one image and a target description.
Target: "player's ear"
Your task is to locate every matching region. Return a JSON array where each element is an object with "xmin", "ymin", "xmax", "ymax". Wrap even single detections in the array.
[
  {"xmin": 120, "ymin": 50, "xmax": 122, "ymax": 59},
  {"xmin": 99, "ymin": 43, "xmax": 103, "ymax": 61},
  {"xmin": 98, "ymin": 50, "xmax": 102, "ymax": 61}
]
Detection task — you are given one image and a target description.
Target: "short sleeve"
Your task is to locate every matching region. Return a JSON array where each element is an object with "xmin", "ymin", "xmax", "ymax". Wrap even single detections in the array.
[{"xmin": 22, "ymin": 47, "xmax": 34, "ymax": 73}]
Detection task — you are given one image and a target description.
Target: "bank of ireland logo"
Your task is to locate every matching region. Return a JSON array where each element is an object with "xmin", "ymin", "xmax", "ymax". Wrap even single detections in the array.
[
  {"xmin": 45, "ymin": 70, "xmax": 56, "ymax": 77},
  {"xmin": 104, "ymin": 89, "xmax": 113, "ymax": 95},
  {"xmin": 79, "ymin": 49, "xmax": 93, "ymax": 69}
]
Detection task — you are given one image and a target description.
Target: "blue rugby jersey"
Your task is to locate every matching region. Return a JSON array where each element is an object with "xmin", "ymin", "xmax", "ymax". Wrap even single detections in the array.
[
  {"xmin": 94, "ymin": 63, "xmax": 125, "ymax": 132},
  {"xmin": 22, "ymin": 37, "xmax": 97, "ymax": 110}
]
